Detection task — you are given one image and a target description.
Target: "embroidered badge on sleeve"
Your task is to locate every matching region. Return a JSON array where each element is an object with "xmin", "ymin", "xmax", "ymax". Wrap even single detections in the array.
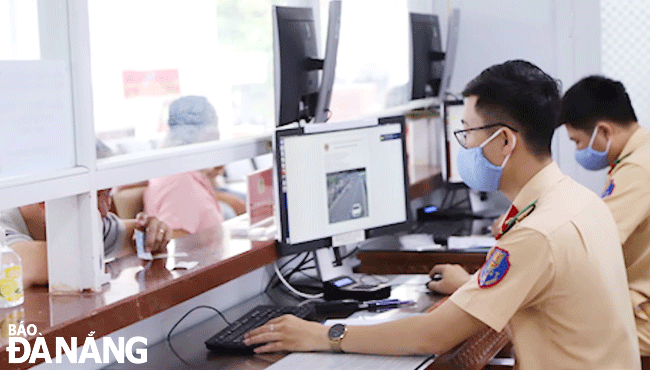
[
  {"xmin": 478, "ymin": 247, "xmax": 510, "ymax": 288},
  {"xmin": 601, "ymin": 179, "xmax": 615, "ymax": 198}
]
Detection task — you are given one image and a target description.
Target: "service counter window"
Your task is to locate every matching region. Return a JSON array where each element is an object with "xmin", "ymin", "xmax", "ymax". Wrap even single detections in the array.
[
  {"xmin": 316, "ymin": 0, "xmax": 409, "ymax": 122},
  {"xmin": 89, "ymin": 0, "xmax": 295, "ymax": 158}
]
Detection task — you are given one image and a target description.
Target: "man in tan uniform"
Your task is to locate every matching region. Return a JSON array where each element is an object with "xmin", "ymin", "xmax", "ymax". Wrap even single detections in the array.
[
  {"xmin": 560, "ymin": 75, "xmax": 650, "ymax": 355},
  {"xmin": 244, "ymin": 61, "xmax": 641, "ymax": 369}
]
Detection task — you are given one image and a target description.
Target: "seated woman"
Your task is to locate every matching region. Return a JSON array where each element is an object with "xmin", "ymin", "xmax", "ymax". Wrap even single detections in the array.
[
  {"xmin": 0, "ymin": 189, "xmax": 171, "ymax": 288},
  {"xmin": 144, "ymin": 96, "xmax": 245, "ymax": 236}
]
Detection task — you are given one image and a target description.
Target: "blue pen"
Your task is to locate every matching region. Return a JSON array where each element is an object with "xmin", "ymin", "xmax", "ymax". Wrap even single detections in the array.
[{"xmin": 359, "ymin": 299, "xmax": 415, "ymax": 310}]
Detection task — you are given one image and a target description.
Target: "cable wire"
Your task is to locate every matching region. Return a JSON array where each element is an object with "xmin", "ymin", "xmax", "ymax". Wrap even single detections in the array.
[
  {"xmin": 274, "ymin": 261, "xmax": 324, "ymax": 299},
  {"xmin": 166, "ymin": 305, "xmax": 231, "ymax": 367},
  {"xmin": 413, "ymin": 354, "xmax": 437, "ymax": 370}
]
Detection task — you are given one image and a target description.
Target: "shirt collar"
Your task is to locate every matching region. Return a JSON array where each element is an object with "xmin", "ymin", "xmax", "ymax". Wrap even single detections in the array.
[
  {"xmin": 511, "ymin": 162, "xmax": 564, "ymax": 211},
  {"xmin": 617, "ymin": 126, "xmax": 650, "ymax": 161}
]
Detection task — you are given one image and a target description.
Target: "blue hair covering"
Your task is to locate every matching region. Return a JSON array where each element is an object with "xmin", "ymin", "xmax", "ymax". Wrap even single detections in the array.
[{"xmin": 168, "ymin": 96, "xmax": 219, "ymax": 145}]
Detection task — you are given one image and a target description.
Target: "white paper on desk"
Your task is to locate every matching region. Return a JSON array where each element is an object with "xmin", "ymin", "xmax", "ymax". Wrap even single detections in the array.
[
  {"xmin": 324, "ymin": 311, "xmax": 422, "ymax": 327},
  {"xmin": 264, "ymin": 352, "xmax": 433, "ymax": 370},
  {"xmin": 447, "ymin": 235, "xmax": 496, "ymax": 250},
  {"xmin": 398, "ymin": 234, "xmax": 443, "ymax": 251}
]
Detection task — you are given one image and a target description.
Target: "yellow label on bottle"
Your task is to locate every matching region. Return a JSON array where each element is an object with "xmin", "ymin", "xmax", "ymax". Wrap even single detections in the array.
[
  {"xmin": 5, "ymin": 266, "xmax": 21, "ymax": 280},
  {"xmin": 0, "ymin": 266, "xmax": 23, "ymax": 302}
]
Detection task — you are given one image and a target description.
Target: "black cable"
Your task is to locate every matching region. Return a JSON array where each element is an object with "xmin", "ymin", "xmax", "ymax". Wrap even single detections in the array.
[
  {"xmin": 166, "ymin": 305, "xmax": 231, "ymax": 368},
  {"xmin": 413, "ymin": 354, "xmax": 437, "ymax": 370},
  {"xmin": 340, "ymin": 246, "xmax": 359, "ymax": 261},
  {"xmin": 265, "ymin": 252, "xmax": 309, "ymax": 294},
  {"xmin": 167, "ymin": 305, "xmax": 230, "ymax": 342},
  {"xmin": 283, "ymin": 252, "xmax": 313, "ymax": 281}
]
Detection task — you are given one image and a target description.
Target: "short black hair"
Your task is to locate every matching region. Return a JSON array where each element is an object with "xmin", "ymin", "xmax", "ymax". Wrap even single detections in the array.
[
  {"xmin": 558, "ymin": 75, "xmax": 637, "ymax": 132},
  {"xmin": 462, "ymin": 60, "xmax": 561, "ymax": 157}
]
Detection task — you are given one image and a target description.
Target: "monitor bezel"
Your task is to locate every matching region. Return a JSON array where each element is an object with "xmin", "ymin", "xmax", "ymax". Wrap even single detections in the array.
[{"xmin": 273, "ymin": 116, "xmax": 413, "ymax": 256}]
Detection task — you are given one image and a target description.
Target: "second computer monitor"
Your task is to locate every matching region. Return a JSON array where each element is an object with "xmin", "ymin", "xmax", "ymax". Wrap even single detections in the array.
[
  {"xmin": 274, "ymin": 116, "xmax": 411, "ymax": 256},
  {"xmin": 273, "ymin": 1, "xmax": 341, "ymax": 126},
  {"xmin": 410, "ymin": 13, "xmax": 444, "ymax": 100}
]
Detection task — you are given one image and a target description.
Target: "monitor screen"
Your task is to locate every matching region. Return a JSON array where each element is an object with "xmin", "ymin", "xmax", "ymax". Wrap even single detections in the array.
[
  {"xmin": 410, "ymin": 13, "xmax": 443, "ymax": 100},
  {"xmin": 274, "ymin": 117, "xmax": 410, "ymax": 255}
]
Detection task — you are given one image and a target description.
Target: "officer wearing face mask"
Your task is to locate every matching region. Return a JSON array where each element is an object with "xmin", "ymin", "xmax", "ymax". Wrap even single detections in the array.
[
  {"xmin": 559, "ymin": 75, "xmax": 650, "ymax": 356},
  {"xmin": 243, "ymin": 61, "xmax": 640, "ymax": 370}
]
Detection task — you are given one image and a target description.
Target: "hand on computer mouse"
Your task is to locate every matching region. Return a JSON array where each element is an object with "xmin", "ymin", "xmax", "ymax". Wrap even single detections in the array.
[{"xmin": 426, "ymin": 264, "xmax": 471, "ymax": 295}]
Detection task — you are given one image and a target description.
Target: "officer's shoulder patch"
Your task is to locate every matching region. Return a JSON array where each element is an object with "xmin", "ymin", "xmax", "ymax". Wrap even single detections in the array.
[
  {"xmin": 478, "ymin": 247, "xmax": 510, "ymax": 288},
  {"xmin": 601, "ymin": 179, "xmax": 615, "ymax": 198}
]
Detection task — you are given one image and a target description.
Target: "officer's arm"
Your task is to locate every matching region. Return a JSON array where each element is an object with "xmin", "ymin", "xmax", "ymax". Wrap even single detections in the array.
[
  {"xmin": 604, "ymin": 165, "xmax": 650, "ymax": 244},
  {"xmin": 339, "ymin": 298, "xmax": 487, "ymax": 355}
]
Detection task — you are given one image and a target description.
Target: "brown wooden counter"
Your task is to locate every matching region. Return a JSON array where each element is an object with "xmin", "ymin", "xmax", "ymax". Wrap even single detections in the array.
[
  {"xmin": 0, "ymin": 163, "xmax": 443, "ymax": 369},
  {"xmin": 0, "ymin": 227, "xmax": 278, "ymax": 369}
]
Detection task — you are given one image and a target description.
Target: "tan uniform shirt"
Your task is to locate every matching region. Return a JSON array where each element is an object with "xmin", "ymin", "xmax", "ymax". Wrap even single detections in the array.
[
  {"xmin": 602, "ymin": 126, "xmax": 650, "ymax": 353},
  {"xmin": 450, "ymin": 162, "xmax": 639, "ymax": 370}
]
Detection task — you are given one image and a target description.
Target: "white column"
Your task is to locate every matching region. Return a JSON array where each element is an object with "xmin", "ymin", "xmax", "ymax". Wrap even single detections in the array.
[{"xmin": 38, "ymin": 0, "xmax": 103, "ymax": 292}]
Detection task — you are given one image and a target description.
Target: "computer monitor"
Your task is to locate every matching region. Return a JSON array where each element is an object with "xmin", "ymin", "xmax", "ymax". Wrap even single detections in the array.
[
  {"xmin": 313, "ymin": 0, "xmax": 341, "ymax": 123},
  {"xmin": 273, "ymin": 116, "xmax": 411, "ymax": 280},
  {"xmin": 410, "ymin": 13, "xmax": 444, "ymax": 100},
  {"xmin": 273, "ymin": 1, "xmax": 341, "ymax": 127},
  {"xmin": 441, "ymin": 99, "xmax": 465, "ymax": 184},
  {"xmin": 409, "ymin": 9, "xmax": 460, "ymax": 104}
]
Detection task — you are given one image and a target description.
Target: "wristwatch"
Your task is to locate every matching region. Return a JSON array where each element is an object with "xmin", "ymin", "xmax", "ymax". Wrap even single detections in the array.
[{"xmin": 328, "ymin": 324, "xmax": 347, "ymax": 352}]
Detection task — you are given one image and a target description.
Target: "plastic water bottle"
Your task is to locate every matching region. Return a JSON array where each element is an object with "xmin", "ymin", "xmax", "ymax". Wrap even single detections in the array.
[{"xmin": 0, "ymin": 228, "xmax": 24, "ymax": 308}]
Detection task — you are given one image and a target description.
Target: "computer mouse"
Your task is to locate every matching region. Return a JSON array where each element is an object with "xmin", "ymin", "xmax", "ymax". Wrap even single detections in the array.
[{"xmin": 425, "ymin": 273, "xmax": 443, "ymax": 288}]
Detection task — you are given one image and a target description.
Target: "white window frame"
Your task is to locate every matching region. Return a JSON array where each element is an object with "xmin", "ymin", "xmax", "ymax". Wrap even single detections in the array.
[{"xmin": 0, "ymin": 0, "xmax": 270, "ymax": 293}]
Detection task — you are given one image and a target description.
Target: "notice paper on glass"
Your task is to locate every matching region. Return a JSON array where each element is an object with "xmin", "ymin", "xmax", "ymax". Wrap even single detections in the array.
[{"xmin": 0, "ymin": 61, "xmax": 75, "ymax": 178}]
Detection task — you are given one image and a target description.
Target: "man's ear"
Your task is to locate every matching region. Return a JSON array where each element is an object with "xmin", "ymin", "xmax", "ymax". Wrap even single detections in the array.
[
  {"xmin": 501, "ymin": 129, "xmax": 517, "ymax": 156},
  {"xmin": 597, "ymin": 121, "xmax": 617, "ymax": 140}
]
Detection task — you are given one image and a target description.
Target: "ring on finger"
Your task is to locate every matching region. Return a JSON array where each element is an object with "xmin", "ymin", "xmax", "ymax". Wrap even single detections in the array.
[{"xmin": 269, "ymin": 324, "xmax": 274, "ymax": 332}]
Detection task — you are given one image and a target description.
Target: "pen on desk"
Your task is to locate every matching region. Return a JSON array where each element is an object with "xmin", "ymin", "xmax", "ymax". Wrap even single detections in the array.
[{"xmin": 359, "ymin": 299, "xmax": 415, "ymax": 310}]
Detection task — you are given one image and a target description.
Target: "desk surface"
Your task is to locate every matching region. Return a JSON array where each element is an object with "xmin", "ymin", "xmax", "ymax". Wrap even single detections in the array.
[
  {"xmin": 104, "ymin": 275, "xmax": 441, "ymax": 370},
  {"xmin": 0, "ymin": 226, "xmax": 278, "ymax": 369}
]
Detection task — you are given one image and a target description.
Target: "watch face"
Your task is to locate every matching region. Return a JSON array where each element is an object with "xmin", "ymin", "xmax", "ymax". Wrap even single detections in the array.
[{"xmin": 328, "ymin": 324, "xmax": 346, "ymax": 339}]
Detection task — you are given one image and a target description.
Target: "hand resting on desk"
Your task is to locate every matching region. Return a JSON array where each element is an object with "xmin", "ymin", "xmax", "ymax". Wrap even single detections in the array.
[{"xmin": 426, "ymin": 264, "xmax": 471, "ymax": 295}]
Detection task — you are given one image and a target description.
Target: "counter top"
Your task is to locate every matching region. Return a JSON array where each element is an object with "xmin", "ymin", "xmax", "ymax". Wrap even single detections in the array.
[
  {"xmin": 0, "ymin": 164, "xmax": 443, "ymax": 368},
  {"xmin": 0, "ymin": 226, "xmax": 278, "ymax": 369}
]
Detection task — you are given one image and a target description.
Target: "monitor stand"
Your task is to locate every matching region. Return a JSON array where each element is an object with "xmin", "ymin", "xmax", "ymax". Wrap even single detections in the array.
[
  {"xmin": 314, "ymin": 230, "xmax": 364, "ymax": 281},
  {"xmin": 314, "ymin": 245, "xmax": 354, "ymax": 282}
]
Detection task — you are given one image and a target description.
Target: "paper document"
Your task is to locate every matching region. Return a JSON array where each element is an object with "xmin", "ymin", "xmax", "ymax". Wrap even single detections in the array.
[
  {"xmin": 324, "ymin": 311, "xmax": 422, "ymax": 327},
  {"xmin": 447, "ymin": 235, "xmax": 496, "ymax": 250},
  {"xmin": 265, "ymin": 352, "xmax": 433, "ymax": 370},
  {"xmin": 398, "ymin": 234, "xmax": 443, "ymax": 251}
]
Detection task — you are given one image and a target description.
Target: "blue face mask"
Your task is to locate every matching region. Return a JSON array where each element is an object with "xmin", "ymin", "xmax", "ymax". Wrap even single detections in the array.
[
  {"xmin": 457, "ymin": 128, "xmax": 515, "ymax": 192},
  {"xmin": 574, "ymin": 126, "xmax": 611, "ymax": 171}
]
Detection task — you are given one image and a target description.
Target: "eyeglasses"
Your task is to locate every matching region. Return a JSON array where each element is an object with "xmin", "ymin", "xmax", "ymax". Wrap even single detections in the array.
[{"xmin": 453, "ymin": 123, "xmax": 518, "ymax": 148}]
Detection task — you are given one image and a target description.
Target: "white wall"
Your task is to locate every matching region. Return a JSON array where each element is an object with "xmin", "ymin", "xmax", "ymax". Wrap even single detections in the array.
[{"xmin": 427, "ymin": 0, "xmax": 605, "ymax": 193}]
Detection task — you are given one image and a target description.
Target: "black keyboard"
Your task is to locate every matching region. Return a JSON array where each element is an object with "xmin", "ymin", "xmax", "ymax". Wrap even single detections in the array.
[{"xmin": 205, "ymin": 304, "xmax": 315, "ymax": 354}]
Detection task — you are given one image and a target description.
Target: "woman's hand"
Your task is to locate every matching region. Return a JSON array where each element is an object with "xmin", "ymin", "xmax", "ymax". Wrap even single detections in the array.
[
  {"xmin": 135, "ymin": 213, "xmax": 171, "ymax": 253},
  {"xmin": 244, "ymin": 315, "xmax": 330, "ymax": 353}
]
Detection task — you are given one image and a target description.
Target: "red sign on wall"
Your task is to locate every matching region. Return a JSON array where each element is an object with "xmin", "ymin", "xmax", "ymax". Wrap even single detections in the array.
[{"xmin": 122, "ymin": 69, "xmax": 180, "ymax": 98}]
